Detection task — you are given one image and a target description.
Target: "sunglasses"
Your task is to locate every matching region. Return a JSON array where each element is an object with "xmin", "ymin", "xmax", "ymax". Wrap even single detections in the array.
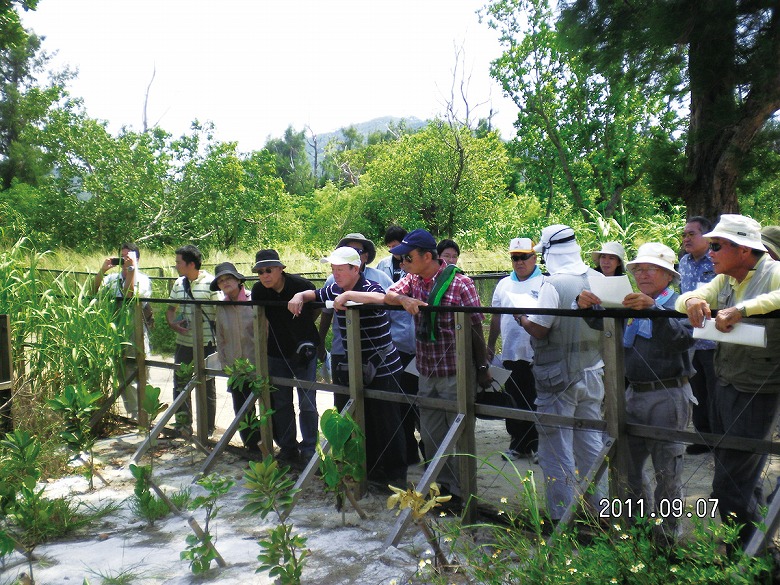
[
  {"xmin": 511, "ymin": 253, "xmax": 534, "ymax": 262},
  {"xmin": 401, "ymin": 254, "xmax": 414, "ymax": 263},
  {"xmin": 709, "ymin": 242, "xmax": 734, "ymax": 252},
  {"xmin": 256, "ymin": 267, "xmax": 276, "ymax": 275}
]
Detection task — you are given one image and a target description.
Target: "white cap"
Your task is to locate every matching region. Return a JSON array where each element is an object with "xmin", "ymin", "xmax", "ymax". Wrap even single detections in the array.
[
  {"xmin": 704, "ymin": 214, "xmax": 767, "ymax": 251},
  {"xmin": 321, "ymin": 246, "xmax": 362, "ymax": 267},
  {"xmin": 508, "ymin": 237, "xmax": 535, "ymax": 253},
  {"xmin": 626, "ymin": 242, "xmax": 680, "ymax": 284}
]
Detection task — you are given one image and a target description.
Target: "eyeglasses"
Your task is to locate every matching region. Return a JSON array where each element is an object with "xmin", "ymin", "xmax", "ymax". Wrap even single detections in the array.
[
  {"xmin": 511, "ymin": 253, "xmax": 534, "ymax": 262},
  {"xmin": 632, "ymin": 266, "xmax": 661, "ymax": 275},
  {"xmin": 256, "ymin": 267, "xmax": 276, "ymax": 275},
  {"xmin": 402, "ymin": 254, "xmax": 414, "ymax": 263},
  {"xmin": 709, "ymin": 242, "xmax": 735, "ymax": 252}
]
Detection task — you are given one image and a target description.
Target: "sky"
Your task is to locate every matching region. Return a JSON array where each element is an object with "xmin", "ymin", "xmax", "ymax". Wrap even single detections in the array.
[{"xmin": 21, "ymin": 0, "xmax": 520, "ymax": 152}]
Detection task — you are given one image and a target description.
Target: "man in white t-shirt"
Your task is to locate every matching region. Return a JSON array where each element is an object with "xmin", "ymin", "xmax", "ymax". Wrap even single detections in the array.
[
  {"xmin": 93, "ymin": 242, "xmax": 153, "ymax": 419},
  {"xmin": 487, "ymin": 237, "xmax": 544, "ymax": 463}
]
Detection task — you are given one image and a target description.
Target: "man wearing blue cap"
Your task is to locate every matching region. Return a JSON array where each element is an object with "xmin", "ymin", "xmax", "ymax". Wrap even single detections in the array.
[{"xmin": 385, "ymin": 229, "xmax": 492, "ymax": 507}]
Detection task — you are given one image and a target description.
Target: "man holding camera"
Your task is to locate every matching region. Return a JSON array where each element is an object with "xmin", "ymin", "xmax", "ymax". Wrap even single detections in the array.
[
  {"xmin": 93, "ymin": 242, "xmax": 153, "ymax": 419},
  {"xmin": 251, "ymin": 249, "xmax": 320, "ymax": 462}
]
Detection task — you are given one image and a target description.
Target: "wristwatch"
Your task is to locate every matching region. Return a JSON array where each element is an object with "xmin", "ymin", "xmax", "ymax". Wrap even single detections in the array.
[
  {"xmin": 736, "ymin": 302, "xmax": 747, "ymax": 317},
  {"xmin": 126, "ymin": 266, "xmax": 135, "ymax": 272}
]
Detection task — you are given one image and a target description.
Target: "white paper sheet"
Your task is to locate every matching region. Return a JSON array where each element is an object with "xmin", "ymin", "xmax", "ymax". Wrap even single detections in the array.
[
  {"xmin": 692, "ymin": 319, "xmax": 767, "ymax": 348},
  {"xmin": 587, "ymin": 274, "xmax": 633, "ymax": 308}
]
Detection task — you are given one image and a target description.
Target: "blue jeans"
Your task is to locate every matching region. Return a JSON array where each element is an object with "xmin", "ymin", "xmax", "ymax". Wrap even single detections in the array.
[{"xmin": 267, "ymin": 355, "xmax": 318, "ymax": 456}]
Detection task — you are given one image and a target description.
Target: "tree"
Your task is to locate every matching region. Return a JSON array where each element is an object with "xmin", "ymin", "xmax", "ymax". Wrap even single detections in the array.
[
  {"xmin": 558, "ymin": 0, "xmax": 780, "ymax": 218},
  {"xmin": 358, "ymin": 123, "xmax": 510, "ymax": 239},
  {"xmin": 482, "ymin": 0, "xmax": 683, "ymax": 222},
  {"xmin": 0, "ymin": 29, "xmax": 69, "ymax": 189},
  {"xmin": 264, "ymin": 126, "xmax": 315, "ymax": 196}
]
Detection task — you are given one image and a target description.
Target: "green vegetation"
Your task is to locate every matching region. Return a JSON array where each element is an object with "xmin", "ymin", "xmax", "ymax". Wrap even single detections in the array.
[
  {"xmin": 242, "ymin": 455, "xmax": 309, "ymax": 585},
  {"xmin": 181, "ymin": 473, "xmax": 234, "ymax": 575}
]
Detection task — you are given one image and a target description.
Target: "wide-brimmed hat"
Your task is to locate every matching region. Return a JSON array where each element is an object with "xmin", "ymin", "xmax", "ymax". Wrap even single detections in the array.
[
  {"xmin": 252, "ymin": 249, "xmax": 286, "ymax": 272},
  {"xmin": 626, "ymin": 242, "xmax": 680, "ymax": 284},
  {"xmin": 337, "ymin": 233, "xmax": 376, "ymax": 264},
  {"xmin": 389, "ymin": 228, "xmax": 438, "ymax": 256},
  {"xmin": 761, "ymin": 225, "xmax": 780, "ymax": 260},
  {"xmin": 508, "ymin": 237, "xmax": 535, "ymax": 254},
  {"xmin": 321, "ymin": 246, "xmax": 362, "ymax": 267},
  {"xmin": 703, "ymin": 214, "xmax": 766, "ymax": 251},
  {"xmin": 533, "ymin": 225, "xmax": 579, "ymax": 255},
  {"xmin": 210, "ymin": 262, "xmax": 246, "ymax": 291},
  {"xmin": 590, "ymin": 241, "xmax": 626, "ymax": 268}
]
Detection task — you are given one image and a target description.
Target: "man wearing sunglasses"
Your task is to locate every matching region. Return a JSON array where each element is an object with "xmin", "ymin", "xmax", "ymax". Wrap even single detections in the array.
[
  {"xmin": 251, "ymin": 249, "xmax": 320, "ymax": 463},
  {"xmin": 677, "ymin": 214, "xmax": 780, "ymax": 546},
  {"xmin": 487, "ymin": 237, "xmax": 544, "ymax": 464},
  {"xmin": 385, "ymin": 228, "xmax": 493, "ymax": 508}
]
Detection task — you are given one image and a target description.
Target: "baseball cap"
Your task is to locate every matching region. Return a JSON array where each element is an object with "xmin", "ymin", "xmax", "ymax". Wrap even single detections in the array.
[
  {"xmin": 320, "ymin": 246, "xmax": 362, "ymax": 267},
  {"xmin": 388, "ymin": 228, "xmax": 437, "ymax": 255}
]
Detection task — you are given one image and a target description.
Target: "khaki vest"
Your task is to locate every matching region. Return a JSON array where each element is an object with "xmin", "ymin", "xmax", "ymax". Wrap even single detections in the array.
[
  {"xmin": 715, "ymin": 257, "xmax": 780, "ymax": 394},
  {"xmin": 532, "ymin": 271, "xmax": 602, "ymax": 390}
]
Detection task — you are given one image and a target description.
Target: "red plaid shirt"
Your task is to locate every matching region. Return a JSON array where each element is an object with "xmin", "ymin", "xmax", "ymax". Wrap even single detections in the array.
[{"xmin": 389, "ymin": 262, "xmax": 484, "ymax": 377}]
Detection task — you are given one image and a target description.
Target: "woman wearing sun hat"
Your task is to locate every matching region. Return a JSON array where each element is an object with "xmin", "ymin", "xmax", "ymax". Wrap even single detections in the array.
[
  {"xmin": 590, "ymin": 241, "xmax": 626, "ymax": 276},
  {"xmin": 579, "ymin": 242, "xmax": 695, "ymax": 542}
]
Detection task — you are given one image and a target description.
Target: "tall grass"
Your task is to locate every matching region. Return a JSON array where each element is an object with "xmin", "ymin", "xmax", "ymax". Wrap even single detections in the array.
[{"xmin": 0, "ymin": 239, "xmax": 128, "ymax": 474}]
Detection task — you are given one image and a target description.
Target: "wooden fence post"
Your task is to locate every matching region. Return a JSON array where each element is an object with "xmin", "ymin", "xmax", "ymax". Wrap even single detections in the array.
[
  {"xmin": 455, "ymin": 311, "xmax": 477, "ymax": 524},
  {"xmin": 134, "ymin": 302, "xmax": 148, "ymax": 429},
  {"xmin": 602, "ymin": 317, "xmax": 629, "ymax": 500},
  {"xmin": 345, "ymin": 306, "xmax": 367, "ymax": 494},
  {"xmin": 192, "ymin": 303, "xmax": 208, "ymax": 442},
  {"xmin": 253, "ymin": 305, "xmax": 274, "ymax": 454}
]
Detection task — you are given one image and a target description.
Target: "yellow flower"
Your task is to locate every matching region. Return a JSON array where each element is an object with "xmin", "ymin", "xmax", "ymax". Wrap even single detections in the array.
[
  {"xmin": 568, "ymin": 568, "xmax": 577, "ymax": 574},
  {"xmin": 613, "ymin": 524, "xmax": 622, "ymax": 531},
  {"xmin": 654, "ymin": 517, "xmax": 663, "ymax": 525},
  {"xmin": 620, "ymin": 533, "xmax": 629, "ymax": 540},
  {"xmin": 611, "ymin": 579, "xmax": 618, "ymax": 584},
  {"xmin": 630, "ymin": 563, "xmax": 645, "ymax": 573},
  {"xmin": 670, "ymin": 566, "xmax": 678, "ymax": 573},
  {"xmin": 501, "ymin": 497, "xmax": 508, "ymax": 504}
]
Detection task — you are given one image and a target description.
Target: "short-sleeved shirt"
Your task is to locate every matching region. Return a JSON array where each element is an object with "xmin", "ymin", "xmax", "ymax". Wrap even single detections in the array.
[
  {"xmin": 314, "ymin": 274, "xmax": 402, "ymax": 378},
  {"xmin": 251, "ymin": 273, "xmax": 319, "ymax": 358},
  {"xmin": 491, "ymin": 267, "xmax": 543, "ymax": 363},
  {"xmin": 389, "ymin": 261, "xmax": 484, "ymax": 378},
  {"xmin": 168, "ymin": 271, "xmax": 219, "ymax": 347},
  {"xmin": 101, "ymin": 271, "xmax": 153, "ymax": 351},
  {"xmin": 679, "ymin": 252, "xmax": 716, "ymax": 350}
]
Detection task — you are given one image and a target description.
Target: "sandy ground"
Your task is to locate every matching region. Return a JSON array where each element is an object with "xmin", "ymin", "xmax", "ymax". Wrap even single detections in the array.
[{"xmin": 2, "ymin": 360, "xmax": 779, "ymax": 584}]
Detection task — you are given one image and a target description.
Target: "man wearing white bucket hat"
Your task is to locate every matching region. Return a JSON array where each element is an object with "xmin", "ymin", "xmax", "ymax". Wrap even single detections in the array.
[
  {"xmin": 517, "ymin": 224, "xmax": 605, "ymax": 522},
  {"xmin": 677, "ymin": 214, "xmax": 780, "ymax": 545},
  {"xmin": 580, "ymin": 242, "xmax": 696, "ymax": 542}
]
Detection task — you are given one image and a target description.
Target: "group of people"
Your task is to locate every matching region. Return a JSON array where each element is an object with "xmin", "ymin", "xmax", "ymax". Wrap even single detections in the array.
[{"xmin": 96, "ymin": 213, "xmax": 780, "ymax": 547}]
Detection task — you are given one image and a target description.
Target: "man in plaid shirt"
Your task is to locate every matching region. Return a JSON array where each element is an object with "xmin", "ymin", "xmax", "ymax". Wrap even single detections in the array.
[{"xmin": 386, "ymin": 229, "xmax": 492, "ymax": 507}]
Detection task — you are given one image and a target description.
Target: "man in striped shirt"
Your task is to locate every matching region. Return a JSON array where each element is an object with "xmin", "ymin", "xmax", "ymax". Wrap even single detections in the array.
[
  {"xmin": 166, "ymin": 245, "xmax": 219, "ymax": 436},
  {"xmin": 288, "ymin": 246, "xmax": 408, "ymax": 484}
]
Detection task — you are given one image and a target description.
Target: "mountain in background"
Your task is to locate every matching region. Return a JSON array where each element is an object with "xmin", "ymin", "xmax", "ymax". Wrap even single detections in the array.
[{"xmin": 305, "ymin": 116, "xmax": 428, "ymax": 170}]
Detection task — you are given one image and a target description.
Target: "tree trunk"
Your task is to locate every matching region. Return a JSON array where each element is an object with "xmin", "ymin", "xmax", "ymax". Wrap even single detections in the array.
[{"xmin": 683, "ymin": 1, "xmax": 780, "ymax": 220}]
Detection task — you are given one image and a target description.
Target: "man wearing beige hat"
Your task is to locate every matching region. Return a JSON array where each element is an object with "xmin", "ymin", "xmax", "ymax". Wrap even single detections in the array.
[
  {"xmin": 677, "ymin": 213, "xmax": 780, "ymax": 545},
  {"xmin": 487, "ymin": 237, "xmax": 544, "ymax": 463},
  {"xmin": 580, "ymin": 243, "xmax": 695, "ymax": 542}
]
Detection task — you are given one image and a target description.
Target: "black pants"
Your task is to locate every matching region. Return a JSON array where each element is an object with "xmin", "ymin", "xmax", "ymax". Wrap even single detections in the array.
[
  {"xmin": 397, "ymin": 351, "xmax": 423, "ymax": 464},
  {"xmin": 503, "ymin": 359, "xmax": 538, "ymax": 453},
  {"xmin": 333, "ymin": 357, "xmax": 408, "ymax": 482},
  {"xmin": 690, "ymin": 349, "xmax": 716, "ymax": 434}
]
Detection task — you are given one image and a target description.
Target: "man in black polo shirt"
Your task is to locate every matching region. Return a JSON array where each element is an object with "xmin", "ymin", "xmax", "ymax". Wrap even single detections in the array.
[{"xmin": 251, "ymin": 249, "xmax": 320, "ymax": 462}]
